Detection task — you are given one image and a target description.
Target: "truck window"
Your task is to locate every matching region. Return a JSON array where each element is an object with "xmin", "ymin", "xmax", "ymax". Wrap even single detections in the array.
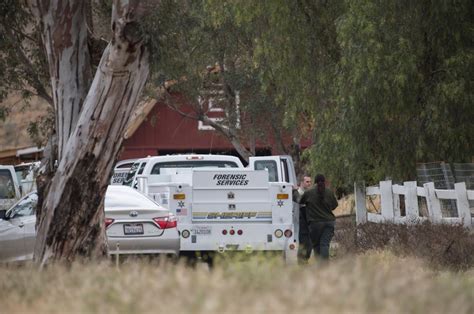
[
  {"xmin": 281, "ymin": 159, "xmax": 290, "ymax": 183},
  {"xmin": 138, "ymin": 162, "xmax": 147, "ymax": 175},
  {"xmin": 0, "ymin": 170, "xmax": 16, "ymax": 199},
  {"xmin": 254, "ymin": 160, "xmax": 278, "ymax": 182},
  {"xmin": 151, "ymin": 161, "xmax": 239, "ymax": 175},
  {"xmin": 123, "ymin": 162, "xmax": 140, "ymax": 187},
  {"xmin": 116, "ymin": 162, "xmax": 135, "ymax": 169}
]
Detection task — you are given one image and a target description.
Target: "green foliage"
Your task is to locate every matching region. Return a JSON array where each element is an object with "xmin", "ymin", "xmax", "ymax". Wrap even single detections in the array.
[
  {"xmin": 27, "ymin": 107, "xmax": 55, "ymax": 148},
  {"xmin": 0, "ymin": 1, "xmax": 50, "ymax": 105},
  {"xmin": 142, "ymin": 0, "xmax": 298, "ymax": 154},
  {"xmin": 315, "ymin": 0, "xmax": 474, "ymax": 185},
  {"xmin": 0, "ymin": 0, "xmax": 52, "ymax": 147},
  {"xmin": 142, "ymin": 0, "xmax": 473, "ymax": 185},
  {"xmin": 1, "ymin": 0, "xmax": 471, "ymax": 188}
]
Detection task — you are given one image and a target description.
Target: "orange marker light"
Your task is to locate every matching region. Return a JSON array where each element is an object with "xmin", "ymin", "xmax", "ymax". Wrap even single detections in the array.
[{"xmin": 173, "ymin": 193, "xmax": 186, "ymax": 200}]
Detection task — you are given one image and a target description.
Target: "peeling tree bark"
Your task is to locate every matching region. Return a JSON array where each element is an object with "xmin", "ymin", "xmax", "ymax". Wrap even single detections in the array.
[
  {"xmin": 34, "ymin": 0, "xmax": 92, "ymax": 161},
  {"xmin": 34, "ymin": 0, "xmax": 150, "ymax": 265}
]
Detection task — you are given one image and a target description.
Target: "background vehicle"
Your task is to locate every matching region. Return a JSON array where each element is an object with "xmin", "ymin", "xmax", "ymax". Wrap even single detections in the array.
[
  {"xmin": 106, "ymin": 186, "xmax": 179, "ymax": 256},
  {"xmin": 0, "ymin": 165, "xmax": 21, "ymax": 210},
  {"xmin": 0, "ymin": 192, "xmax": 37, "ymax": 262},
  {"xmin": 132, "ymin": 154, "xmax": 297, "ymax": 259},
  {"xmin": 0, "ymin": 186, "xmax": 179, "ymax": 263}
]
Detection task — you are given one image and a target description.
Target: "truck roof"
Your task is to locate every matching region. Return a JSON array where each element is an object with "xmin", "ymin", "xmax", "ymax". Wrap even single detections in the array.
[{"xmin": 143, "ymin": 154, "xmax": 244, "ymax": 167}]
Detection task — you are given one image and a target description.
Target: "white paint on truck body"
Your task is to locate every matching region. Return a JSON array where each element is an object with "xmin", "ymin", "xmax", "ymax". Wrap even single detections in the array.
[{"xmin": 135, "ymin": 154, "xmax": 297, "ymax": 254}]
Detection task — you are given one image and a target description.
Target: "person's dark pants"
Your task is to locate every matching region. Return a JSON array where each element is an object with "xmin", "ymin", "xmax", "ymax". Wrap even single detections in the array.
[
  {"xmin": 308, "ymin": 221, "xmax": 335, "ymax": 260},
  {"xmin": 297, "ymin": 208, "xmax": 312, "ymax": 263}
]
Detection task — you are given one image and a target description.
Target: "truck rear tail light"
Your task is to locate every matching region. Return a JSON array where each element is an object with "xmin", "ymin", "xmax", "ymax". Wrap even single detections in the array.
[
  {"xmin": 229, "ymin": 229, "xmax": 235, "ymax": 235},
  {"xmin": 289, "ymin": 243, "xmax": 296, "ymax": 250},
  {"xmin": 182, "ymin": 229, "xmax": 190, "ymax": 238},
  {"xmin": 277, "ymin": 193, "xmax": 289, "ymax": 199},
  {"xmin": 274, "ymin": 229, "xmax": 283, "ymax": 238},
  {"xmin": 153, "ymin": 214, "xmax": 177, "ymax": 229},
  {"xmin": 173, "ymin": 193, "xmax": 186, "ymax": 200},
  {"xmin": 222, "ymin": 229, "xmax": 227, "ymax": 235},
  {"xmin": 105, "ymin": 218, "xmax": 114, "ymax": 229},
  {"xmin": 284, "ymin": 229, "xmax": 293, "ymax": 238},
  {"xmin": 237, "ymin": 229, "xmax": 243, "ymax": 235}
]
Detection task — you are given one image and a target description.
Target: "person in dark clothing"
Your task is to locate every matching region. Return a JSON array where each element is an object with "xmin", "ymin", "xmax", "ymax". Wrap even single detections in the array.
[
  {"xmin": 294, "ymin": 175, "xmax": 313, "ymax": 264},
  {"xmin": 299, "ymin": 174, "xmax": 338, "ymax": 261}
]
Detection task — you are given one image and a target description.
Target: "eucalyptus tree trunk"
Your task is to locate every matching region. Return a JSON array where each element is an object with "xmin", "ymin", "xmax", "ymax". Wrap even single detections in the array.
[
  {"xmin": 32, "ymin": 0, "xmax": 92, "ymax": 253},
  {"xmin": 33, "ymin": 0, "xmax": 92, "ymax": 161},
  {"xmin": 34, "ymin": 0, "xmax": 150, "ymax": 265}
]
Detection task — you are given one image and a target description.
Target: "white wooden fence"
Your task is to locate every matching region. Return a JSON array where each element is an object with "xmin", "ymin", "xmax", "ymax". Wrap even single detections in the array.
[{"xmin": 354, "ymin": 181, "xmax": 474, "ymax": 229}]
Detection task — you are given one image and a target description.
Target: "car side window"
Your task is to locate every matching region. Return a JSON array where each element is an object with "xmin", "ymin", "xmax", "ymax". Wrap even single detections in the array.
[{"xmin": 9, "ymin": 193, "xmax": 38, "ymax": 218}]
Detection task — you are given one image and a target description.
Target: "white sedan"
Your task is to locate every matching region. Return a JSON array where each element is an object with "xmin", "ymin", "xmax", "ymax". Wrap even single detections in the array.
[{"xmin": 0, "ymin": 186, "xmax": 179, "ymax": 262}]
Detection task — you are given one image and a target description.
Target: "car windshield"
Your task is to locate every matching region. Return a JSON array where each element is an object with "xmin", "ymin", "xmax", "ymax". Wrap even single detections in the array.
[
  {"xmin": 151, "ymin": 161, "xmax": 239, "ymax": 175},
  {"xmin": 0, "ymin": 170, "xmax": 16, "ymax": 199}
]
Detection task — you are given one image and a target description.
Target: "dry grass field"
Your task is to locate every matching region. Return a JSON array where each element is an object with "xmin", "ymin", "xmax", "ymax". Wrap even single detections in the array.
[{"xmin": 1, "ymin": 251, "xmax": 473, "ymax": 314}]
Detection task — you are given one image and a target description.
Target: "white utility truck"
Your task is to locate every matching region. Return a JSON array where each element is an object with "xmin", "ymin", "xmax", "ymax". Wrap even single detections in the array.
[{"xmin": 120, "ymin": 154, "xmax": 298, "ymax": 258}]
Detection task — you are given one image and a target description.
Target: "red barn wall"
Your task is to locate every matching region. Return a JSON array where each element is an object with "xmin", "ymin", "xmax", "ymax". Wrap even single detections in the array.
[{"xmin": 121, "ymin": 97, "xmax": 311, "ymax": 161}]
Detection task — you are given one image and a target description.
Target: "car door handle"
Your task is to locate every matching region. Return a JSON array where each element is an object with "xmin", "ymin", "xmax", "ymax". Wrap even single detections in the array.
[{"xmin": 18, "ymin": 222, "xmax": 25, "ymax": 228}]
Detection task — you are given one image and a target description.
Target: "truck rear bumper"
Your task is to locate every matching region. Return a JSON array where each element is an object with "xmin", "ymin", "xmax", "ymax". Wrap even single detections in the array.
[
  {"xmin": 107, "ymin": 232, "xmax": 180, "ymax": 256},
  {"xmin": 178, "ymin": 223, "xmax": 295, "ymax": 252}
]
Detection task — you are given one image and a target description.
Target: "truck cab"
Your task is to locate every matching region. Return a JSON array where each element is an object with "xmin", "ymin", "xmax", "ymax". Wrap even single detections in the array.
[
  {"xmin": 127, "ymin": 155, "xmax": 243, "ymax": 190},
  {"xmin": 0, "ymin": 166, "xmax": 21, "ymax": 210},
  {"xmin": 125, "ymin": 155, "xmax": 296, "ymax": 189},
  {"xmin": 248, "ymin": 155, "xmax": 297, "ymax": 186}
]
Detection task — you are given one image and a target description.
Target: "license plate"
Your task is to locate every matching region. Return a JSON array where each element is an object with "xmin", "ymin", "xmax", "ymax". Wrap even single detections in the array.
[
  {"xmin": 193, "ymin": 226, "xmax": 211, "ymax": 235},
  {"xmin": 124, "ymin": 224, "xmax": 144, "ymax": 235}
]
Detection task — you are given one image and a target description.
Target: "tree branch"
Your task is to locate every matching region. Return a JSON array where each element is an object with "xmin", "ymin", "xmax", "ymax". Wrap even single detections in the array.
[{"xmin": 4, "ymin": 28, "xmax": 54, "ymax": 107}]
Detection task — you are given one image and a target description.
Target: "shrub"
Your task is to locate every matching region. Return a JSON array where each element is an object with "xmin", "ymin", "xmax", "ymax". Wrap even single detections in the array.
[{"xmin": 334, "ymin": 220, "xmax": 474, "ymax": 271}]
